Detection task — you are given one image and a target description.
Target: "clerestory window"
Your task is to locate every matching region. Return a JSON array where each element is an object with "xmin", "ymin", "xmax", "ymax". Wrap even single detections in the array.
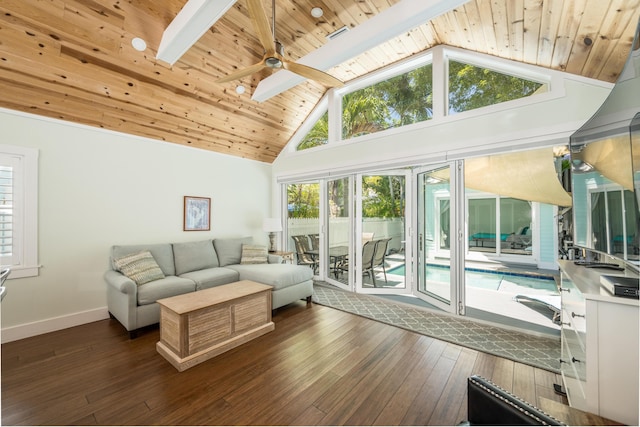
[
  {"xmin": 297, "ymin": 111, "xmax": 329, "ymax": 150},
  {"xmin": 341, "ymin": 63, "xmax": 433, "ymax": 140},
  {"xmin": 296, "ymin": 48, "xmax": 548, "ymax": 151},
  {"xmin": 448, "ymin": 60, "xmax": 545, "ymax": 114}
]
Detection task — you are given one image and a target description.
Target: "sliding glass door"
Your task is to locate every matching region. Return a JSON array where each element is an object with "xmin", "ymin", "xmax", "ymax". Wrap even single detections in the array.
[
  {"xmin": 415, "ymin": 164, "xmax": 464, "ymax": 313},
  {"xmin": 285, "ymin": 182, "xmax": 320, "ymax": 277},
  {"xmin": 356, "ymin": 171, "xmax": 410, "ymax": 294},
  {"xmin": 325, "ymin": 176, "xmax": 352, "ymax": 290}
]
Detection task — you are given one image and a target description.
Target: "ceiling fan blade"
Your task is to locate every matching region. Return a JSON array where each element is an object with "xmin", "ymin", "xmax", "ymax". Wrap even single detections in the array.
[
  {"xmin": 283, "ymin": 61, "xmax": 344, "ymax": 87},
  {"xmin": 216, "ymin": 60, "xmax": 267, "ymax": 83},
  {"xmin": 246, "ymin": 0, "xmax": 275, "ymax": 54}
]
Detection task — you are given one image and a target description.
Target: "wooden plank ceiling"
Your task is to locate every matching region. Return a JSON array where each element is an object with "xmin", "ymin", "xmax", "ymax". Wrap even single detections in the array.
[{"xmin": 1, "ymin": 0, "xmax": 639, "ymax": 163}]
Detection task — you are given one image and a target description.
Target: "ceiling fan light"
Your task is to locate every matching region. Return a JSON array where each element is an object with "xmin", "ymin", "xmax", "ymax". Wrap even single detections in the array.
[
  {"xmin": 311, "ymin": 7, "xmax": 323, "ymax": 18},
  {"xmin": 265, "ymin": 57, "xmax": 283, "ymax": 68}
]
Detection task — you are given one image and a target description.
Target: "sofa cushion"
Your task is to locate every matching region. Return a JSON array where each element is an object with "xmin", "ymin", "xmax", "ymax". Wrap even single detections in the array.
[
  {"xmin": 227, "ymin": 264, "xmax": 313, "ymax": 291},
  {"xmin": 173, "ymin": 239, "xmax": 218, "ymax": 275},
  {"xmin": 179, "ymin": 267, "xmax": 239, "ymax": 291},
  {"xmin": 137, "ymin": 276, "xmax": 196, "ymax": 306},
  {"xmin": 113, "ymin": 250, "xmax": 165, "ymax": 285},
  {"xmin": 214, "ymin": 237, "xmax": 253, "ymax": 267},
  {"xmin": 240, "ymin": 244, "xmax": 268, "ymax": 264},
  {"xmin": 111, "ymin": 243, "xmax": 176, "ymax": 276}
]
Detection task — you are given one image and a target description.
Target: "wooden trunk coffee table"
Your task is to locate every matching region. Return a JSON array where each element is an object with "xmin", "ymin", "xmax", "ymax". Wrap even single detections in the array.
[{"xmin": 156, "ymin": 280, "xmax": 274, "ymax": 371}]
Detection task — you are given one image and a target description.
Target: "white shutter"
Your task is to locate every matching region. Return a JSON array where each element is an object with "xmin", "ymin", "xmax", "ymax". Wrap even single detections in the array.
[{"xmin": 0, "ymin": 155, "xmax": 21, "ymax": 266}]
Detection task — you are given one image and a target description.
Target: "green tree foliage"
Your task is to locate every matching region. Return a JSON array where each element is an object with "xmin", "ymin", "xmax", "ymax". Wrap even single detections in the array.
[
  {"xmin": 341, "ymin": 88, "xmax": 389, "ymax": 138},
  {"xmin": 362, "ymin": 175, "xmax": 405, "ymax": 218},
  {"xmin": 448, "ymin": 60, "xmax": 542, "ymax": 113},
  {"xmin": 298, "ymin": 59, "xmax": 543, "ymax": 150},
  {"xmin": 287, "ymin": 183, "xmax": 319, "ymax": 218},
  {"xmin": 297, "ymin": 63, "xmax": 434, "ymax": 149},
  {"xmin": 343, "ymin": 63, "xmax": 433, "ymax": 139},
  {"xmin": 297, "ymin": 112, "xmax": 329, "ymax": 150},
  {"xmin": 367, "ymin": 63, "xmax": 434, "ymax": 128},
  {"xmin": 328, "ymin": 178, "xmax": 349, "ymax": 218}
]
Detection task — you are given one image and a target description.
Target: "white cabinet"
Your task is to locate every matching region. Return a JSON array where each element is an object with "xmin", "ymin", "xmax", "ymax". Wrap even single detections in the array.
[{"xmin": 558, "ymin": 260, "xmax": 639, "ymax": 426}]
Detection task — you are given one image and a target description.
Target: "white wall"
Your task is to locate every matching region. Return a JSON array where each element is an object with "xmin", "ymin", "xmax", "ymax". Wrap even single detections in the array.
[{"xmin": 0, "ymin": 109, "xmax": 272, "ymax": 342}]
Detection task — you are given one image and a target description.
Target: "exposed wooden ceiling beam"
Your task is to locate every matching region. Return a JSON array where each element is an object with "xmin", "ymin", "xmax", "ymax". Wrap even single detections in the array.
[
  {"xmin": 252, "ymin": 0, "xmax": 469, "ymax": 102},
  {"xmin": 156, "ymin": 0, "xmax": 238, "ymax": 65}
]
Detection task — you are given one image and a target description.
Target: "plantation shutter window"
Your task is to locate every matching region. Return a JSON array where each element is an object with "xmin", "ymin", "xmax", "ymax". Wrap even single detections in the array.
[
  {"xmin": 0, "ymin": 157, "xmax": 19, "ymax": 266},
  {"xmin": 0, "ymin": 147, "xmax": 39, "ymax": 278}
]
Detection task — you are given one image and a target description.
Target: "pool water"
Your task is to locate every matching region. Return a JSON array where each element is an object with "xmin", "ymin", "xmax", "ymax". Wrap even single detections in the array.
[{"xmin": 387, "ymin": 264, "xmax": 557, "ymax": 293}]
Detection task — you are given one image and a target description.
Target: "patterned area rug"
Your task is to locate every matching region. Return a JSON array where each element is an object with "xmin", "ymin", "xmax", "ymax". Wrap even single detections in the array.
[{"xmin": 312, "ymin": 283, "xmax": 560, "ymax": 373}]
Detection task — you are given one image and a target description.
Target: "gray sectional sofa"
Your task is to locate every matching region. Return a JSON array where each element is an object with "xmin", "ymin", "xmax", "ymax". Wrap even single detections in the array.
[{"xmin": 105, "ymin": 237, "xmax": 314, "ymax": 337}]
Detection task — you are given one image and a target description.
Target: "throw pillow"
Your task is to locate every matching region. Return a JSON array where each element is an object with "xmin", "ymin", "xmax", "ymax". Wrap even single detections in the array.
[
  {"xmin": 214, "ymin": 237, "xmax": 253, "ymax": 266},
  {"xmin": 113, "ymin": 250, "xmax": 165, "ymax": 285},
  {"xmin": 240, "ymin": 244, "xmax": 268, "ymax": 264}
]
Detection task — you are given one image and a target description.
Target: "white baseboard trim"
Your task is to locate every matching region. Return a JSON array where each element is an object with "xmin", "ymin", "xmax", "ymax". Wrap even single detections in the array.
[{"xmin": 1, "ymin": 307, "xmax": 110, "ymax": 343}]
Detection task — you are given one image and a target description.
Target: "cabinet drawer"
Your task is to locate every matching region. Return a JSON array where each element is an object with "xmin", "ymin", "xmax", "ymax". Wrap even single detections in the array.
[
  {"xmin": 561, "ymin": 308, "xmax": 586, "ymax": 352},
  {"xmin": 561, "ymin": 337, "xmax": 587, "ymax": 410},
  {"xmin": 561, "ymin": 329, "xmax": 586, "ymax": 381},
  {"xmin": 560, "ymin": 279, "xmax": 586, "ymax": 333}
]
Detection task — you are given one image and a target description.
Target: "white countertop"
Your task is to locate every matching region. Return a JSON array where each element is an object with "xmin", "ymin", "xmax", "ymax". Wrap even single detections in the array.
[{"xmin": 557, "ymin": 259, "xmax": 639, "ymax": 306}]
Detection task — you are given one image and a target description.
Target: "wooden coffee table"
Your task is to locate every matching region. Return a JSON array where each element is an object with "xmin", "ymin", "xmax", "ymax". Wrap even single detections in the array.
[{"xmin": 156, "ymin": 280, "xmax": 274, "ymax": 371}]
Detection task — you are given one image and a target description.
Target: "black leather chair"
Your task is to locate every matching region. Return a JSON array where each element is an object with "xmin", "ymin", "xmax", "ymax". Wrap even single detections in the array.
[{"xmin": 462, "ymin": 375, "xmax": 564, "ymax": 425}]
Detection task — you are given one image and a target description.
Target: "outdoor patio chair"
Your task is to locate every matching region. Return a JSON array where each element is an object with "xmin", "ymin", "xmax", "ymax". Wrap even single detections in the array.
[
  {"xmin": 362, "ymin": 232, "xmax": 374, "ymax": 245},
  {"xmin": 361, "ymin": 239, "xmax": 379, "ymax": 286},
  {"xmin": 371, "ymin": 238, "xmax": 392, "ymax": 286},
  {"xmin": 308, "ymin": 233, "xmax": 320, "ymax": 251},
  {"xmin": 336, "ymin": 240, "xmax": 378, "ymax": 282},
  {"xmin": 291, "ymin": 235, "xmax": 318, "ymax": 273}
]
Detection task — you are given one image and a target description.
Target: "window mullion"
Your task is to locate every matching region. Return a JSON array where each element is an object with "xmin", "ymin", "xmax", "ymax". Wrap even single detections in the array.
[
  {"xmin": 432, "ymin": 47, "xmax": 447, "ymax": 120},
  {"xmin": 327, "ymin": 89, "xmax": 342, "ymax": 144}
]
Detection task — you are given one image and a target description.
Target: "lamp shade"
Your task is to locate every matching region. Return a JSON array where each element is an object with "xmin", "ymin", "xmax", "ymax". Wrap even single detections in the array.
[{"xmin": 262, "ymin": 218, "xmax": 282, "ymax": 232}]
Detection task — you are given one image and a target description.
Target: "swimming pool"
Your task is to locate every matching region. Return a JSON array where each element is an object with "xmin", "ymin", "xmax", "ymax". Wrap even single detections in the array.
[{"xmin": 387, "ymin": 264, "xmax": 558, "ymax": 293}]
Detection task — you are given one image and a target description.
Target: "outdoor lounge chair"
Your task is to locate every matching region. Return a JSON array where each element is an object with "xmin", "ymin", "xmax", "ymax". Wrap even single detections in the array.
[
  {"xmin": 514, "ymin": 294, "xmax": 561, "ymax": 325},
  {"xmin": 291, "ymin": 235, "xmax": 318, "ymax": 273}
]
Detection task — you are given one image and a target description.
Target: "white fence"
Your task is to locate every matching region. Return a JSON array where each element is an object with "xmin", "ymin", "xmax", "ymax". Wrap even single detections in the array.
[{"xmin": 286, "ymin": 217, "xmax": 405, "ymax": 253}]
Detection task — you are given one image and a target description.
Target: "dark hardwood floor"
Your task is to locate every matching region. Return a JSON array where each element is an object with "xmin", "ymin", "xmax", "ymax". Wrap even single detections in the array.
[{"xmin": 1, "ymin": 301, "xmax": 568, "ymax": 426}]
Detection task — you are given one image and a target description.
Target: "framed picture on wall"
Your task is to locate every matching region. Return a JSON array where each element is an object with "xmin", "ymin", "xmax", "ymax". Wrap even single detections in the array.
[{"xmin": 183, "ymin": 196, "xmax": 211, "ymax": 231}]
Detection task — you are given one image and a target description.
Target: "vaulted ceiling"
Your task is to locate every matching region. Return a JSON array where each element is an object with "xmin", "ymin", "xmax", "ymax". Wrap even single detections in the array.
[{"xmin": 1, "ymin": 0, "xmax": 639, "ymax": 163}]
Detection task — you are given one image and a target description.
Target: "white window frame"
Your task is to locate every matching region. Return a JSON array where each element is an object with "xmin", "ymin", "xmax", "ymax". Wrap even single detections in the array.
[
  {"xmin": 292, "ymin": 45, "xmax": 559, "ymax": 153},
  {"xmin": 0, "ymin": 145, "xmax": 39, "ymax": 278}
]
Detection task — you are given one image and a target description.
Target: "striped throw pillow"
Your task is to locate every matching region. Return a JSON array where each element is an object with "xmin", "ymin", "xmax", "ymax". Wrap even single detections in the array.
[
  {"xmin": 240, "ymin": 244, "xmax": 268, "ymax": 264},
  {"xmin": 113, "ymin": 250, "xmax": 165, "ymax": 285}
]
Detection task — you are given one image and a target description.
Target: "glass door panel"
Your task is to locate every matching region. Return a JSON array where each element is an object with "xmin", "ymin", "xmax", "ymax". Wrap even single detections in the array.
[
  {"xmin": 326, "ymin": 177, "xmax": 352, "ymax": 290},
  {"xmin": 468, "ymin": 197, "xmax": 497, "ymax": 254},
  {"xmin": 416, "ymin": 165, "xmax": 459, "ymax": 312},
  {"xmin": 357, "ymin": 172, "xmax": 409, "ymax": 294},
  {"xmin": 500, "ymin": 198, "xmax": 532, "ymax": 255},
  {"xmin": 286, "ymin": 182, "xmax": 320, "ymax": 277}
]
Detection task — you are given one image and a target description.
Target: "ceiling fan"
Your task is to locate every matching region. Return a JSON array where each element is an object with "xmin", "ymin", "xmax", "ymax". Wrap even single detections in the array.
[{"xmin": 215, "ymin": 0, "xmax": 344, "ymax": 88}]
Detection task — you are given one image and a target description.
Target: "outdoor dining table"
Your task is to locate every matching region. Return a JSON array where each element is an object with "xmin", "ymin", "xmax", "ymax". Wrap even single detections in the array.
[{"xmin": 305, "ymin": 245, "xmax": 349, "ymax": 277}]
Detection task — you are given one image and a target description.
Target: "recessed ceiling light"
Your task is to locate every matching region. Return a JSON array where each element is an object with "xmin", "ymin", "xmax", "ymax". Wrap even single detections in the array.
[
  {"xmin": 236, "ymin": 85, "xmax": 246, "ymax": 95},
  {"xmin": 311, "ymin": 7, "xmax": 323, "ymax": 18},
  {"xmin": 131, "ymin": 37, "xmax": 147, "ymax": 52}
]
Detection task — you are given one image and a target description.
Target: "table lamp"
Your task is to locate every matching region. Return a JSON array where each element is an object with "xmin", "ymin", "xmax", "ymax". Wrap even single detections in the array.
[{"xmin": 262, "ymin": 218, "xmax": 282, "ymax": 252}]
